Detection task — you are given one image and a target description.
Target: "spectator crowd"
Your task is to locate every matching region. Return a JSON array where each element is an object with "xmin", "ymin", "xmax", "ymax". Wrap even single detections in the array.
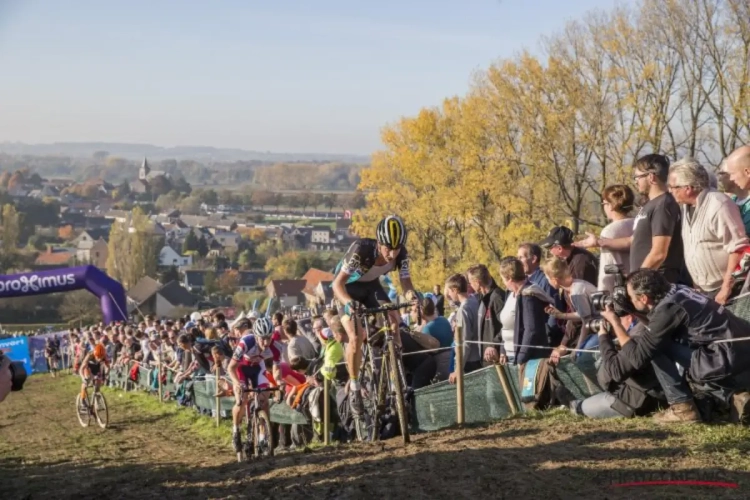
[{"xmin": 49, "ymin": 146, "xmax": 750, "ymax": 447}]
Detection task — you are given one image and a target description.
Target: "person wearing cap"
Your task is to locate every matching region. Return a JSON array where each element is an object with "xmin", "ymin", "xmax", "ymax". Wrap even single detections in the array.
[{"xmin": 539, "ymin": 226, "xmax": 598, "ymax": 287}]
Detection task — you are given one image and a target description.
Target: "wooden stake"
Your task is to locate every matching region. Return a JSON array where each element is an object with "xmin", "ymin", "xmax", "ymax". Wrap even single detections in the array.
[
  {"xmin": 455, "ymin": 325, "xmax": 465, "ymax": 425},
  {"xmin": 323, "ymin": 378, "xmax": 330, "ymax": 445},
  {"xmin": 495, "ymin": 364, "xmax": 518, "ymax": 415},
  {"xmin": 215, "ymin": 365, "xmax": 221, "ymax": 427}
]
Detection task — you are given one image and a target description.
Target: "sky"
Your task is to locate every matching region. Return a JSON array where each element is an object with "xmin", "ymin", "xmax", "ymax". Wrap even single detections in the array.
[{"xmin": 0, "ymin": 0, "xmax": 635, "ymax": 155}]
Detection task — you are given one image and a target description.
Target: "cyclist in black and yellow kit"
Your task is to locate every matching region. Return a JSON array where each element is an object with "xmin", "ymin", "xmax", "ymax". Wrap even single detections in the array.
[
  {"xmin": 332, "ymin": 215, "xmax": 416, "ymax": 415},
  {"xmin": 79, "ymin": 343, "xmax": 109, "ymax": 403}
]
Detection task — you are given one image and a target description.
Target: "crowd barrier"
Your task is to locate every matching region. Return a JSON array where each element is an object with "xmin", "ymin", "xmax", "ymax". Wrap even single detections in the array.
[
  {"xmin": 106, "ymin": 360, "xmax": 311, "ymax": 428},
  {"xmin": 8, "ymin": 293, "xmax": 750, "ymax": 442}
]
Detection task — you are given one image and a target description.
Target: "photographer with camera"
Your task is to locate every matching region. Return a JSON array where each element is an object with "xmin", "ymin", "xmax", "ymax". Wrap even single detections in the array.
[
  {"xmin": 601, "ymin": 269, "xmax": 750, "ymax": 424},
  {"xmin": 570, "ymin": 311, "xmax": 666, "ymax": 419},
  {"xmin": 0, "ymin": 350, "xmax": 27, "ymax": 403}
]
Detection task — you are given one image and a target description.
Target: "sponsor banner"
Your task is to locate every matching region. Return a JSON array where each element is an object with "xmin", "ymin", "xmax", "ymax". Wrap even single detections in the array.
[
  {"xmin": 0, "ymin": 336, "xmax": 33, "ymax": 376},
  {"xmin": 28, "ymin": 331, "xmax": 70, "ymax": 373},
  {"xmin": 0, "ymin": 272, "xmax": 76, "ymax": 296}
]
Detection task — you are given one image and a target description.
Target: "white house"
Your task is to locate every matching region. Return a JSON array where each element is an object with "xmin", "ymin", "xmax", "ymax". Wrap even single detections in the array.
[
  {"xmin": 311, "ymin": 228, "xmax": 333, "ymax": 244},
  {"xmin": 158, "ymin": 245, "xmax": 192, "ymax": 268}
]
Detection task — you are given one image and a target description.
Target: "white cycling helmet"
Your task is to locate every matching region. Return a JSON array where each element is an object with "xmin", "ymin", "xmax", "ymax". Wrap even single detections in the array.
[
  {"xmin": 253, "ymin": 316, "xmax": 273, "ymax": 339},
  {"xmin": 190, "ymin": 312, "xmax": 202, "ymax": 322}
]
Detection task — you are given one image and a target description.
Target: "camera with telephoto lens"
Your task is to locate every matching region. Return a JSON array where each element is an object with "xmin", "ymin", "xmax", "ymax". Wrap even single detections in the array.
[
  {"xmin": 584, "ymin": 318, "xmax": 608, "ymax": 333},
  {"xmin": 591, "ymin": 264, "xmax": 634, "ymax": 316},
  {"xmin": 0, "ymin": 350, "xmax": 27, "ymax": 393}
]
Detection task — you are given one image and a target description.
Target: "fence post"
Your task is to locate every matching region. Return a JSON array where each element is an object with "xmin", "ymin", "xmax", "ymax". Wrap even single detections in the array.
[
  {"xmin": 323, "ymin": 378, "xmax": 330, "ymax": 445},
  {"xmin": 495, "ymin": 364, "xmax": 518, "ymax": 415},
  {"xmin": 158, "ymin": 359, "xmax": 163, "ymax": 402},
  {"xmin": 455, "ymin": 324, "xmax": 465, "ymax": 425},
  {"xmin": 215, "ymin": 365, "xmax": 221, "ymax": 427}
]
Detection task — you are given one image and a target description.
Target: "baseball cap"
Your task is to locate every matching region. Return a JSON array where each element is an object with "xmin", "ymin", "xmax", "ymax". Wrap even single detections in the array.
[{"xmin": 539, "ymin": 226, "xmax": 575, "ymax": 249}]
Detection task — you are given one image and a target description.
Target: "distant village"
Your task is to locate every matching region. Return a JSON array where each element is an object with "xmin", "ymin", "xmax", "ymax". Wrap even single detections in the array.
[{"xmin": 4, "ymin": 158, "xmax": 357, "ymax": 321}]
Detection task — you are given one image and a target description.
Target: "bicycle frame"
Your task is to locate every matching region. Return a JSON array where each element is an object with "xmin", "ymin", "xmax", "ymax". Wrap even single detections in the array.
[{"xmin": 353, "ymin": 301, "xmax": 413, "ymax": 445}]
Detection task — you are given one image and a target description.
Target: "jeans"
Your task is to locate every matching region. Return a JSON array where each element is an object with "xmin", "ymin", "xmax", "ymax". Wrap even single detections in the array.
[
  {"xmin": 576, "ymin": 392, "xmax": 626, "ymax": 419},
  {"xmin": 575, "ymin": 334, "xmax": 600, "ymax": 362},
  {"xmin": 650, "ymin": 341, "xmax": 693, "ymax": 405}
]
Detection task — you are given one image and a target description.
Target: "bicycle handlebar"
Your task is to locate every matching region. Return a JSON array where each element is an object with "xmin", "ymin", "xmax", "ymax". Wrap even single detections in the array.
[
  {"xmin": 240, "ymin": 386, "xmax": 281, "ymax": 394},
  {"xmin": 357, "ymin": 301, "xmax": 416, "ymax": 315}
]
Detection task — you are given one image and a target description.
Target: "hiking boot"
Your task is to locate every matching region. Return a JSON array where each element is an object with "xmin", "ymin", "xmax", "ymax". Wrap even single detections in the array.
[
  {"xmin": 350, "ymin": 387, "xmax": 365, "ymax": 418},
  {"xmin": 653, "ymin": 401, "xmax": 701, "ymax": 424},
  {"xmin": 232, "ymin": 430, "xmax": 243, "ymax": 453},
  {"xmin": 730, "ymin": 392, "xmax": 750, "ymax": 425}
]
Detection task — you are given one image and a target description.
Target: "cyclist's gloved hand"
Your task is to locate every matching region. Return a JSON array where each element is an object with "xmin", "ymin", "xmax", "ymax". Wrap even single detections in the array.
[{"xmin": 344, "ymin": 301, "xmax": 359, "ymax": 316}]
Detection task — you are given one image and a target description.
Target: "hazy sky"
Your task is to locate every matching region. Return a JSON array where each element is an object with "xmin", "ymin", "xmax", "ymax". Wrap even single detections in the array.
[{"xmin": 0, "ymin": 0, "xmax": 633, "ymax": 155}]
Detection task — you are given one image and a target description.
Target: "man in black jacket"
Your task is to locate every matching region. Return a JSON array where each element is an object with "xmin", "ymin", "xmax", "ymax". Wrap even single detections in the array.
[
  {"xmin": 603, "ymin": 269, "xmax": 750, "ymax": 424},
  {"xmin": 570, "ymin": 316, "xmax": 664, "ymax": 419},
  {"xmin": 466, "ymin": 264, "xmax": 506, "ymax": 367}
]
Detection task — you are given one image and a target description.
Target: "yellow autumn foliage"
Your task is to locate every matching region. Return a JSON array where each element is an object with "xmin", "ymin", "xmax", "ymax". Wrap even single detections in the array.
[{"xmin": 354, "ymin": 0, "xmax": 750, "ymax": 291}]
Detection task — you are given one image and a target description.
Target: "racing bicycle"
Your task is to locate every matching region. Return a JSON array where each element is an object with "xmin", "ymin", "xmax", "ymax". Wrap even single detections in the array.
[
  {"xmin": 76, "ymin": 373, "xmax": 109, "ymax": 429},
  {"xmin": 352, "ymin": 302, "xmax": 413, "ymax": 445},
  {"xmin": 237, "ymin": 386, "xmax": 280, "ymax": 462}
]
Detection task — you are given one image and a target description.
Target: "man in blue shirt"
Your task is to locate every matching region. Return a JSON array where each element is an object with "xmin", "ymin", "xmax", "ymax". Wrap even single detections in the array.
[{"xmin": 517, "ymin": 243, "xmax": 566, "ymax": 346}]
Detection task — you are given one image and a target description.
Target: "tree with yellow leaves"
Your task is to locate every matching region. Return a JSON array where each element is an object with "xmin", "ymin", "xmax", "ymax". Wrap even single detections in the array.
[{"xmin": 355, "ymin": 0, "xmax": 750, "ymax": 291}]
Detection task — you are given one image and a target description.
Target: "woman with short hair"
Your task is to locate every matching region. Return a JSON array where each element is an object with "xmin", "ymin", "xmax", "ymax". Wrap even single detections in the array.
[{"xmin": 497, "ymin": 257, "xmax": 552, "ymax": 365}]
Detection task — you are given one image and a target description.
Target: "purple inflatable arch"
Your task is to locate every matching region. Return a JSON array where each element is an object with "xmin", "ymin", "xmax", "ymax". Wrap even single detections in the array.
[{"xmin": 0, "ymin": 265, "xmax": 127, "ymax": 324}]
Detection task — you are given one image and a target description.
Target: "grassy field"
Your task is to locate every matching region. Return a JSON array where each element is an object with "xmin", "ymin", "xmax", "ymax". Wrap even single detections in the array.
[{"xmin": 2, "ymin": 375, "xmax": 750, "ymax": 499}]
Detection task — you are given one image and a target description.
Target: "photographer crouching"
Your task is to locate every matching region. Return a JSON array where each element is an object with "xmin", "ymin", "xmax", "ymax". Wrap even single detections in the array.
[
  {"xmin": 0, "ymin": 350, "xmax": 28, "ymax": 403},
  {"xmin": 570, "ymin": 313, "xmax": 666, "ymax": 419},
  {"xmin": 570, "ymin": 266, "xmax": 667, "ymax": 419},
  {"xmin": 590, "ymin": 269, "xmax": 750, "ymax": 424}
]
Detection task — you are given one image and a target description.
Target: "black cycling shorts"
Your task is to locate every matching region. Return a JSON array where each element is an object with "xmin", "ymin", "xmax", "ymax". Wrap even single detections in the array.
[{"xmin": 339, "ymin": 280, "xmax": 390, "ymax": 314}]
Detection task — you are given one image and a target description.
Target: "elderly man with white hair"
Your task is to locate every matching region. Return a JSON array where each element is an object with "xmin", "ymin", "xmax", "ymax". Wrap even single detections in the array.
[{"xmin": 668, "ymin": 157, "xmax": 750, "ymax": 304}]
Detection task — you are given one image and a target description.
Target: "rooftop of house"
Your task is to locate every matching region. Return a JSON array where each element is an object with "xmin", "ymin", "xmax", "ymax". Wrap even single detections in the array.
[
  {"xmin": 267, "ymin": 279, "xmax": 306, "ymax": 297},
  {"xmin": 34, "ymin": 247, "xmax": 75, "ymax": 266}
]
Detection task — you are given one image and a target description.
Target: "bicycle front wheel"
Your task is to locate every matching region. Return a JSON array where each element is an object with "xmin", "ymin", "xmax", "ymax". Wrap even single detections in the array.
[
  {"xmin": 253, "ymin": 410, "xmax": 274, "ymax": 458},
  {"xmin": 355, "ymin": 356, "xmax": 378, "ymax": 442},
  {"xmin": 75, "ymin": 393, "xmax": 91, "ymax": 428},
  {"xmin": 93, "ymin": 392, "xmax": 109, "ymax": 429},
  {"xmin": 388, "ymin": 343, "xmax": 410, "ymax": 445}
]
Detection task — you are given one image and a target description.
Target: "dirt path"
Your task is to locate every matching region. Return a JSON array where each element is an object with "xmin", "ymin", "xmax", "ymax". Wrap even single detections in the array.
[{"xmin": 2, "ymin": 375, "xmax": 750, "ymax": 499}]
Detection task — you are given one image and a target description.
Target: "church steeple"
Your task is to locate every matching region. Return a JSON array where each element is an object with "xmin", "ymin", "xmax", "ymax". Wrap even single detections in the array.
[{"xmin": 139, "ymin": 157, "xmax": 150, "ymax": 181}]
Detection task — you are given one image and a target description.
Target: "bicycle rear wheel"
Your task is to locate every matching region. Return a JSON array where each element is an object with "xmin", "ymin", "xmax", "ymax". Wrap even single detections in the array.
[
  {"xmin": 253, "ymin": 410, "xmax": 274, "ymax": 458},
  {"xmin": 387, "ymin": 343, "xmax": 410, "ymax": 445},
  {"xmin": 93, "ymin": 392, "xmax": 109, "ymax": 429},
  {"xmin": 75, "ymin": 393, "xmax": 91, "ymax": 427}
]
